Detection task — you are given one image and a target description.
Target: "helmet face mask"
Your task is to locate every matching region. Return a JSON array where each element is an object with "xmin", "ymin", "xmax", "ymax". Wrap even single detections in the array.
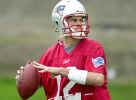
[
  {"xmin": 62, "ymin": 13, "xmax": 90, "ymax": 38},
  {"xmin": 52, "ymin": 0, "xmax": 90, "ymax": 39}
]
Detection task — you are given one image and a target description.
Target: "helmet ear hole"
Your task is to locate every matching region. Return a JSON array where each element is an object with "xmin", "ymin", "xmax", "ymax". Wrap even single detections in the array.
[
  {"xmin": 55, "ymin": 21, "xmax": 59, "ymax": 32},
  {"xmin": 56, "ymin": 21, "xmax": 58, "ymax": 25}
]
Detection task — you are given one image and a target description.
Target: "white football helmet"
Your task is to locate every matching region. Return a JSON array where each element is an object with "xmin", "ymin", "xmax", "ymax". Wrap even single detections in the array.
[{"xmin": 52, "ymin": 0, "xmax": 90, "ymax": 39}]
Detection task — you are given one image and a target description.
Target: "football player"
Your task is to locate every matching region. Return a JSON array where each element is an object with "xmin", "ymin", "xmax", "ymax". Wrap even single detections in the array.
[{"xmin": 17, "ymin": 0, "xmax": 111, "ymax": 100}]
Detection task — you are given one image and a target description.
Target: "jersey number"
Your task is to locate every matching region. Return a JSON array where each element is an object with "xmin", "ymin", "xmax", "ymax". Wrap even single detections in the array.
[{"xmin": 53, "ymin": 75, "xmax": 81, "ymax": 100}]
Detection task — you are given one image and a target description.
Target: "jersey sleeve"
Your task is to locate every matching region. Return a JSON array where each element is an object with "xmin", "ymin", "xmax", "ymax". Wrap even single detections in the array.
[
  {"xmin": 85, "ymin": 47, "xmax": 107, "ymax": 74},
  {"xmin": 37, "ymin": 43, "xmax": 58, "ymax": 86},
  {"xmin": 38, "ymin": 48, "xmax": 52, "ymax": 85},
  {"xmin": 38, "ymin": 50, "xmax": 48, "ymax": 85}
]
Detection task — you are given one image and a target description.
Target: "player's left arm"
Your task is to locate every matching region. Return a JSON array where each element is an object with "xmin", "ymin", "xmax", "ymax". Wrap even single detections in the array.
[
  {"xmin": 32, "ymin": 64, "xmax": 104, "ymax": 86},
  {"xmin": 57, "ymin": 68, "xmax": 104, "ymax": 86},
  {"xmin": 32, "ymin": 61, "xmax": 104, "ymax": 86},
  {"xmin": 58, "ymin": 67, "xmax": 104, "ymax": 86}
]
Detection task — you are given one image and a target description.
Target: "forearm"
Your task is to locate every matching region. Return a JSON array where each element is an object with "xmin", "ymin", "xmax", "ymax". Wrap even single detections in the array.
[
  {"xmin": 59, "ymin": 67, "xmax": 69, "ymax": 77},
  {"xmin": 59, "ymin": 68, "xmax": 104, "ymax": 86},
  {"xmin": 86, "ymin": 72, "xmax": 104, "ymax": 86},
  {"xmin": 32, "ymin": 62, "xmax": 104, "ymax": 86}
]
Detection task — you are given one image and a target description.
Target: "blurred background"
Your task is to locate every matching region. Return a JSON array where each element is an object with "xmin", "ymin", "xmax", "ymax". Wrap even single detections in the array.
[{"xmin": 0, "ymin": 0, "xmax": 136, "ymax": 100}]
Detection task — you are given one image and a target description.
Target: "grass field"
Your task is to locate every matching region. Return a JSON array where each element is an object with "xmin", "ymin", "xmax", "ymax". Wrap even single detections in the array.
[
  {"xmin": 0, "ymin": 77, "xmax": 136, "ymax": 100},
  {"xmin": 0, "ymin": 77, "xmax": 45, "ymax": 100}
]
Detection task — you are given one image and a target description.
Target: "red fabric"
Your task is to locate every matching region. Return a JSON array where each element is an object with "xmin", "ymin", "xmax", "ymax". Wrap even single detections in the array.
[{"xmin": 38, "ymin": 38, "xmax": 111, "ymax": 100}]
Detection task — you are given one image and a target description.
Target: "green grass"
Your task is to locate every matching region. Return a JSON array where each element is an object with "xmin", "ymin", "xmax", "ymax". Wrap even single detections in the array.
[
  {"xmin": 0, "ymin": 77, "xmax": 46, "ymax": 100},
  {"xmin": 0, "ymin": 77, "xmax": 136, "ymax": 100},
  {"xmin": 108, "ymin": 82, "xmax": 136, "ymax": 100}
]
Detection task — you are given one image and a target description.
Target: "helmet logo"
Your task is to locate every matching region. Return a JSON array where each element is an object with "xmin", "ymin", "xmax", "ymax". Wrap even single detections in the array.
[
  {"xmin": 56, "ymin": 5, "xmax": 66, "ymax": 16},
  {"xmin": 76, "ymin": 10, "xmax": 83, "ymax": 13}
]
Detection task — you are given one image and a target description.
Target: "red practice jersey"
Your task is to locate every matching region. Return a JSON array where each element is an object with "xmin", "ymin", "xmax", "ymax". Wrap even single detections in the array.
[{"xmin": 39, "ymin": 38, "xmax": 111, "ymax": 100}]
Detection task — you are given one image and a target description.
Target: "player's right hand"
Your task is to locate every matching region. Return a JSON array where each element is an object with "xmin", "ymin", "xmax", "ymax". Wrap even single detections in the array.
[{"xmin": 16, "ymin": 66, "xmax": 24, "ymax": 80}]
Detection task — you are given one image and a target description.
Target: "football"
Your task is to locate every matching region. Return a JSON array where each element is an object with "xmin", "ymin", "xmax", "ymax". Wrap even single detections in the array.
[{"xmin": 17, "ymin": 62, "xmax": 40, "ymax": 100}]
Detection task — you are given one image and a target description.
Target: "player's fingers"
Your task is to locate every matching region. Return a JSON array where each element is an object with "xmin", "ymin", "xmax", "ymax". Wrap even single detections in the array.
[
  {"xmin": 32, "ymin": 61, "xmax": 47, "ymax": 68},
  {"xmin": 20, "ymin": 66, "xmax": 24, "ymax": 70},
  {"xmin": 17, "ymin": 70, "xmax": 21, "ymax": 75},
  {"xmin": 32, "ymin": 61, "xmax": 41, "ymax": 66},
  {"xmin": 38, "ymin": 67, "xmax": 48, "ymax": 73},
  {"xmin": 38, "ymin": 69, "xmax": 46, "ymax": 73},
  {"xmin": 20, "ymin": 66, "xmax": 24, "ymax": 73},
  {"xmin": 16, "ymin": 75, "xmax": 20, "ymax": 80},
  {"xmin": 50, "ymin": 74, "xmax": 56, "ymax": 79},
  {"xmin": 33, "ymin": 64, "xmax": 48, "ymax": 70},
  {"xmin": 33, "ymin": 65, "xmax": 45, "ymax": 69}
]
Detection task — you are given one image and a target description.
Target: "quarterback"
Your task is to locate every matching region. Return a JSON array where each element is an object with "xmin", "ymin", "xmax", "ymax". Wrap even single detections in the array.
[{"xmin": 17, "ymin": 0, "xmax": 111, "ymax": 100}]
